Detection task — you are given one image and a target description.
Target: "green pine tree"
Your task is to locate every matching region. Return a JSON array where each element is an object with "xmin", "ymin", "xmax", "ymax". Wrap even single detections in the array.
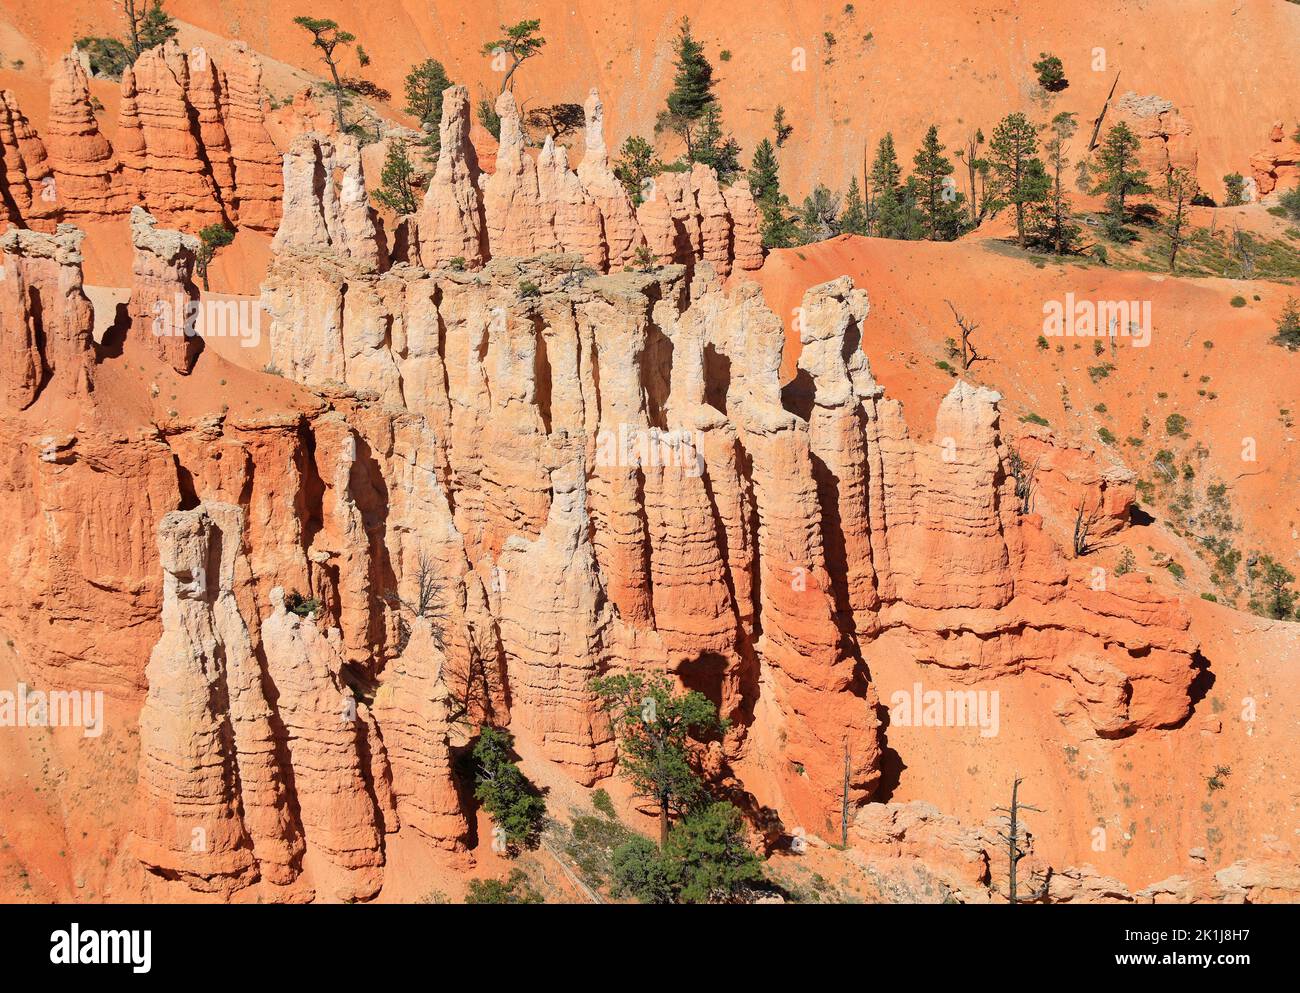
[
  {"xmin": 372, "ymin": 138, "xmax": 420, "ymax": 215},
  {"xmin": 195, "ymin": 224, "xmax": 235, "ymax": 291},
  {"xmin": 748, "ymin": 138, "xmax": 781, "ymax": 204},
  {"xmin": 1092, "ymin": 121, "xmax": 1152, "ymax": 225},
  {"xmin": 590, "ymin": 672, "xmax": 725, "ymax": 848},
  {"xmin": 692, "ymin": 104, "xmax": 741, "ymax": 182},
  {"xmin": 480, "ymin": 19, "xmax": 545, "ymax": 94},
  {"xmin": 663, "ymin": 802, "xmax": 765, "ymax": 904},
  {"xmin": 613, "ymin": 136, "xmax": 663, "ymax": 205},
  {"xmin": 135, "ymin": 0, "xmax": 177, "ymax": 54},
  {"xmin": 472, "ymin": 727, "xmax": 546, "ymax": 852},
  {"xmin": 748, "ymin": 136, "xmax": 796, "ymax": 248},
  {"xmin": 664, "ymin": 17, "xmax": 714, "ymax": 123},
  {"xmin": 293, "ymin": 16, "xmax": 358, "ymax": 134},
  {"xmin": 912, "ymin": 124, "xmax": 965, "ymax": 240},
  {"xmin": 403, "ymin": 59, "xmax": 452, "ymax": 163},
  {"xmin": 1222, "ymin": 173, "xmax": 1246, "ymax": 207},
  {"xmin": 988, "ymin": 111, "xmax": 1050, "ymax": 248},
  {"xmin": 1033, "ymin": 111, "xmax": 1081, "ymax": 254},
  {"xmin": 840, "ymin": 176, "xmax": 868, "ymax": 235}
]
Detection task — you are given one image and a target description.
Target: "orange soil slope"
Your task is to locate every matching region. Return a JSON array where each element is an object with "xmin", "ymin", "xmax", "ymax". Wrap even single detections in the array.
[
  {"xmin": 3, "ymin": 0, "xmax": 1299, "ymax": 201},
  {"xmin": 750, "ymin": 234, "xmax": 1300, "ymax": 891},
  {"xmin": 755, "ymin": 234, "xmax": 1299, "ymax": 577}
]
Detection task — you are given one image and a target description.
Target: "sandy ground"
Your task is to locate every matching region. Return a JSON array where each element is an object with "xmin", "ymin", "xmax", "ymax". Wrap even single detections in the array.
[{"xmin": 3, "ymin": 0, "xmax": 1299, "ymax": 203}]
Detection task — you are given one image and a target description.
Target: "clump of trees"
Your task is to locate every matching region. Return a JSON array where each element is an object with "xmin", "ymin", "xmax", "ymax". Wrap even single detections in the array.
[
  {"xmin": 590, "ymin": 672, "xmax": 765, "ymax": 904},
  {"xmin": 472, "ymin": 726, "xmax": 547, "ymax": 854},
  {"xmin": 752, "ymin": 119, "xmax": 981, "ymax": 250},
  {"xmin": 656, "ymin": 17, "xmax": 741, "ymax": 181},
  {"xmin": 77, "ymin": 0, "xmax": 177, "ymax": 80}
]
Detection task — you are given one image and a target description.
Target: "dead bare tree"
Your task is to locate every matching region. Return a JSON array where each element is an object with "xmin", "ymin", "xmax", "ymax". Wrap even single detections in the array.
[
  {"xmin": 840, "ymin": 740, "xmax": 852, "ymax": 849},
  {"xmin": 1086, "ymin": 70, "xmax": 1122, "ymax": 154},
  {"xmin": 1006, "ymin": 447, "xmax": 1039, "ymax": 515},
  {"xmin": 1072, "ymin": 499, "xmax": 1103, "ymax": 557},
  {"xmin": 1165, "ymin": 167, "xmax": 1198, "ymax": 273},
  {"xmin": 995, "ymin": 777, "xmax": 1050, "ymax": 904},
  {"xmin": 944, "ymin": 299, "xmax": 980, "ymax": 370},
  {"xmin": 412, "ymin": 551, "xmax": 442, "ymax": 620},
  {"xmin": 390, "ymin": 551, "xmax": 498, "ymax": 724},
  {"xmin": 1229, "ymin": 222, "xmax": 1256, "ymax": 280}
]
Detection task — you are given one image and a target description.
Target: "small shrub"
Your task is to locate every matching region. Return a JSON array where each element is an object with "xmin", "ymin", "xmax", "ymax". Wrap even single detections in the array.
[
  {"xmin": 1036, "ymin": 335, "xmax": 1049, "ymax": 350},
  {"xmin": 1222, "ymin": 173, "xmax": 1246, "ymax": 207},
  {"xmin": 518, "ymin": 279, "xmax": 542, "ymax": 299},
  {"xmin": 1020, "ymin": 412, "xmax": 1050, "ymax": 427},
  {"xmin": 1230, "ymin": 295, "xmax": 1247, "ymax": 308},
  {"xmin": 1273, "ymin": 297, "xmax": 1300, "ymax": 351},
  {"xmin": 1097, "ymin": 427, "xmax": 1117, "ymax": 445},
  {"xmin": 592, "ymin": 788, "xmax": 617, "ymax": 820},
  {"xmin": 1115, "ymin": 548, "xmax": 1137, "ymax": 576},
  {"xmin": 284, "ymin": 591, "xmax": 321, "ymax": 617},
  {"xmin": 1032, "ymin": 52, "xmax": 1067, "ymax": 91},
  {"xmin": 466, "ymin": 869, "xmax": 543, "ymax": 904},
  {"xmin": 610, "ymin": 836, "xmax": 675, "ymax": 904},
  {"xmin": 1165, "ymin": 412, "xmax": 1189, "ymax": 437}
]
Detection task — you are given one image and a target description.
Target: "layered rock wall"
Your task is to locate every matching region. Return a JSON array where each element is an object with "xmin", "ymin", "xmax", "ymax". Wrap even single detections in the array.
[
  {"xmin": 2, "ymin": 43, "xmax": 281, "ymax": 233},
  {"xmin": 253, "ymin": 144, "xmax": 1200, "ymax": 855},
  {"xmin": 413, "ymin": 85, "xmax": 763, "ymax": 276},
  {"xmin": 0, "ymin": 134, "xmax": 1206, "ymax": 902}
]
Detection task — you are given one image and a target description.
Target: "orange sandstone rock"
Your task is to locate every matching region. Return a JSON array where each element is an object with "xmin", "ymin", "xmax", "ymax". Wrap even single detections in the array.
[
  {"xmin": 0, "ymin": 91, "xmax": 59, "ymax": 231},
  {"xmin": 117, "ymin": 41, "xmax": 228, "ymax": 230},
  {"xmin": 128, "ymin": 206, "xmax": 202, "ymax": 374},
  {"xmin": 44, "ymin": 50, "xmax": 129, "ymax": 221},
  {"xmin": 0, "ymin": 223, "xmax": 94, "ymax": 407}
]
